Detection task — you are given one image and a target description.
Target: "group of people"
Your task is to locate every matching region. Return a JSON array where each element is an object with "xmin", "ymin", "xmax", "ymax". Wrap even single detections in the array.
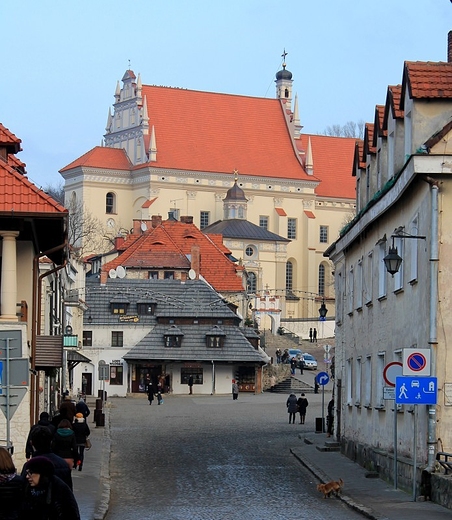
[
  {"xmin": 146, "ymin": 381, "xmax": 163, "ymax": 405},
  {"xmin": 286, "ymin": 393, "xmax": 309, "ymax": 424},
  {"xmin": 0, "ymin": 395, "xmax": 91, "ymax": 519},
  {"xmin": 309, "ymin": 328, "xmax": 318, "ymax": 342}
]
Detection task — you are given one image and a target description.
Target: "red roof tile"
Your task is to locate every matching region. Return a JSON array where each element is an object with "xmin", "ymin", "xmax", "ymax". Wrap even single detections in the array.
[
  {"xmin": 0, "ymin": 123, "xmax": 21, "ymax": 154},
  {"xmin": 297, "ymin": 134, "xmax": 356, "ymax": 199},
  {"xmin": 102, "ymin": 218, "xmax": 244, "ymax": 292},
  {"xmin": 275, "ymin": 207, "xmax": 287, "ymax": 216},
  {"xmin": 402, "ymin": 61, "xmax": 452, "ymax": 107},
  {"xmin": 383, "ymin": 85, "xmax": 403, "ymax": 130},
  {"xmin": 60, "ymin": 146, "xmax": 132, "ymax": 172},
  {"xmin": 364, "ymin": 123, "xmax": 376, "ymax": 156},
  {"xmin": 142, "ymin": 197, "xmax": 157, "ymax": 208},
  {"xmin": 304, "ymin": 211, "xmax": 315, "ymax": 219}
]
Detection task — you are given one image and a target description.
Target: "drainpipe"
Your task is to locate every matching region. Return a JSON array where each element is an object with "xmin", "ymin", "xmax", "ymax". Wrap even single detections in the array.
[
  {"xmin": 425, "ymin": 177, "xmax": 439, "ymax": 471},
  {"xmin": 31, "ymin": 241, "xmax": 68, "ymax": 424}
]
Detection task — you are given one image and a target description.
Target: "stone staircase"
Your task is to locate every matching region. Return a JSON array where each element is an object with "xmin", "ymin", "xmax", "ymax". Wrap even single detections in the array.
[
  {"xmin": 270, "ymin": 376, "xmax": 315, "ymax": 394},
  {"xmin": 316, "ymin": 440, "xmax": 341, "ymax": 452}
]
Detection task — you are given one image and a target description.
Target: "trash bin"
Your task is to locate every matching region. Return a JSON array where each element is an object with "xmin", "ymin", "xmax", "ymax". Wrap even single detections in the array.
[{"xmin": 315, "ymin": 417, "xmax": 325, "ymax": 433}]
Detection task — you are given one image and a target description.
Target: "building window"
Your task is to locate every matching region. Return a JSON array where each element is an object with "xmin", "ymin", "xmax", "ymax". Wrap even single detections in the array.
[
  {"xmin": 82, "ymin": 331, "xmax": 92, "ymax": 347},
  {"xmin": 111, "ymin": 331, "xmax": 123, "ymax": 347},
  {"xmin": 200, "ymin": 211, "xmax": 210, "ymax": 229},
  {"xmin": 378, "ymin": 242, "xmax": 387, "ymax": 299},
  {"xmin": 246, "ymin": 272, "xmax": 257, "ymax": 293},
  {"xmin": 365, "ymin": 356, "xmax": 371, "ymax": 407},
  {"xmin": 206, "ymin": 327, "xmax": 225, "ymax": 348},
  {"xmin": 148, "ymin": 271, "xmax": 159, "ymax": 280},
  {"xmin": 394, "ymin": 237, "xmax": 404, "ymax": 292},
  {"xmin": 365, "ymin": 252, "xmax": 373, "ymax": 304},
  {"xmin": 168, "ymin": 208, "xmax": 179, "ymax": 220},
  {"xmin": 110, "ymin": 302, "xmax": 128, "ymax": 314},
  {"xmin": 137, "ymin": 303, "xmax": 156, "ymax": 316},
  {"xmin": 319, "ymin": 225, "xmax": 328, "ymax": 243},
  {"xmin": 259, "ymin": 216, "xmax": 268, "ymax": 230},
  {"xmin": 346, "ymin": 358, "xmax": 352, "ymax": 405},
  {"xmin": 318, "ymin": 264, "xmax": 325, "ymax": 296},
  {"xmin": 287, "ymin": 218, "xmax": 297, "ymax": 239},
  {"xmin": 355, "ymin": 357, "xmax": 362, "ymax": 405},
  {"xmin": 356, "ymin": 259, "xmax": 363, "ymax": 310},
  {"xmin": 164, "ymin": 326, "xmax": 183, "ymax": 348},
  {"xmin": 106, "ymin": 192, "xmax": 115, "ymax": 214},
  {"xmin": 376, "ymin": 353, "xmax": 385, "ymax": 407},
  {"xmin": 164, "ymin": 271, "xmax": 175, "ymax": 280},
  {"xmin": 181, "ymin": 368, "xmax": 203, "ymax": 385},
  {"xmin": 245, "ymin": 245, "xmax": 257, "ymax": 258},
  {"xmin": 110, "ymin": 365, "xmax": 123, "ymax": 385},
  {"xmin": 347, "ymin": 267, "xmax": 354, "ymax": 314},
  {"xmin": 286, "ymin": 261, "xmax": 294, "ymax": 292}
]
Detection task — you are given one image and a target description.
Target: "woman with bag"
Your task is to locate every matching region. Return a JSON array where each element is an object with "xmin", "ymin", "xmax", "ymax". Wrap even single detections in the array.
[
  {"xmin": 72, "ymin": 413, "xmax": 90, "ymax": 471},
  {"xmin": 52, "ymin": 419, "xmax": 77, "ymax": 470}
]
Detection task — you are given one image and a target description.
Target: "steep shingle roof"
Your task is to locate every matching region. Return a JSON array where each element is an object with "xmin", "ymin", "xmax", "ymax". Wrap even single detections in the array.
[
  {"xmin": 60, "ymin": 146, "xmax": 132, "ymax": 172},
  {"xmin": 203, "ymin": 219, "xmax": 290, "ymax": 242}
]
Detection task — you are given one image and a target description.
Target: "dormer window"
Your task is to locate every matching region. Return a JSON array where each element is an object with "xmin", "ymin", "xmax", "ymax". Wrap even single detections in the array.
[
  {"xmin": 110, "ymin": 296, "xmax": 130, "ymax": 315},
  {"xmin": 137, "ymin": 301, "xmax": 156, "ymax": 316},
  {"xmin": 164, "ymin": 325, "xmax": 184, "ymax": 348},
  {"xmin": 206, "ymin": 325, "xmax": 225, "ymax": 348}
]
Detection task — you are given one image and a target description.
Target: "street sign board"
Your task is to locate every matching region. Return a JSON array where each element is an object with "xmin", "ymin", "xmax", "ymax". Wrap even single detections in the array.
[
  {"xmin": 324, "ymin": 345, "xmax": 331, "ymax": 353},
  {"xmin": 395, "ymin": 376, "xmax": 437, "ymax": 405},
  {"xmin": 316, "ymin": 372, "xmax": 329, "ymax": 386},
  {"xmin": 383, "ymin": 387, "xmax": 395, "ymax": 400},
  {"xmin": 383, "ymin": 362, "xmax": 403, "ymax": 387},
  {"xmin": 0, "ymin": 388, "xmax": 28, "ymax": 419},
  {"xmin": 403, "ymin": 348, "xmax": 430, "ymax": 377},
  {"xmin": 319, "ymin": 317, "xmax": 326, "ymax": 322}
]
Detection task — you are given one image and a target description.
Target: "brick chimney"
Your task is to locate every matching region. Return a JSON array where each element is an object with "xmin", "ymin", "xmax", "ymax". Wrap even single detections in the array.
[
  {"xmin": 114, "ymin": 236, "xmax": 125, "ymax": 250},
  {"xmin": 151, "ymin": 215, "xmax": 162, "ymax": 228},
  {"xmin": 449, "ymin": 31, "xmax": 452, "ymax": 63},
  {"xmin": 180, "ymin": 216, "xmax": 193, "ymax": 224},
  {"xmin": 190, "ymin": 245, "xmax": 200, "ymax": 279}
]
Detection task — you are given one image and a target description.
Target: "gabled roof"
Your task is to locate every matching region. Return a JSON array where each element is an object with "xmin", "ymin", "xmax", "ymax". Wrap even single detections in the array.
[
  {"xmin": 363, "ymin": 123, "xmax": 376, "ymax": 156},
  {"xmin": 101, "ymin": 217, "xmax": 244, "ymax": 292},
  {"xmin": 60, "ymin": 146, "xmax": 132, "ymax": 172},
  {"xmin": 296, "ymin": 134, "xmax": 356, "ymax": 199},
  {"xmin": 373, "ymin": 105, "xmax": 386, "ymax": 146},
  {"xmin": 351, "ymin": 140, "xmax": 365, "ymax": 177},
  {"xmin": 203, "ymin": 219, "xmax": 290, "ymax": 242},
  {"xmin": 0, "ymin": 123, "xmax": 21, "ymax": 155},
  {"xmin": 401, "ymin": 61, "xmax": 452, "ymax": 109}
]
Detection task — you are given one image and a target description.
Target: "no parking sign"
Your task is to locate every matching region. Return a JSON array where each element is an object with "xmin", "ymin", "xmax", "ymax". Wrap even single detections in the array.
[{"xmin": 403, "ymin": 348, "xmax": 431, "ymax": 377}]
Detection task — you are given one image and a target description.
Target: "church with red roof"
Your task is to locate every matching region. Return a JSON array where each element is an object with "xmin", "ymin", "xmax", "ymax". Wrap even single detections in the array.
[{"xmin": 60, "ymin": 58, "xmax": 356, "ymax": 335}]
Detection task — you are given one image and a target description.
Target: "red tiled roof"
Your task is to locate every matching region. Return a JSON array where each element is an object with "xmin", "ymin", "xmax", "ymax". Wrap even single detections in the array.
[
  {"xmin": 275, "ymin": 207, "xmax": 287, "ymax": 216},
  {"xmin": 139, "ymin": 86, "xmax": 312, "ymax": 181},
  {"xmin": 102, "ymin": 218, "xmax": 244, "ymax": 292},
  {"xmin": 402, "ymin": 61, "xmax": 452, "ymax": 108},
  {"xmin": 304, "ymin": 211, "xmax": 315, "ymax": 219},
  {"xmin": 373, "ymin": 105, "xmax": 386, "ymax": 146},
  {"xmin": 142, "ymin": 197, "xmax": 157, "ymax": 208},
  {"xmin": 60, "ymin": 146, "xmax": 132, "ymax": 172},
  {"xmin": 297, "ymin": 134, "xmax": 356, "ymax": 199},
  {"xmin": 351, "ymin": 139, "xmax": 365, "ymax": 177},
  {"xmin": 0, "ymin": 124, "xmax": 66, "ymax": 215},
  {"xmin": 383, "ymin": 85, "xmax": 403, "ymax": 130},
  {"xmin": 364, "ymin": 123, "xmax": 376, "ymax": 156}
]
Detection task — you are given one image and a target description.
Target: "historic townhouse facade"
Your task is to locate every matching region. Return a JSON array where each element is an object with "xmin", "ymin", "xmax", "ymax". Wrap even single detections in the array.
[{"xmin": 326, "ymin": 35, "xmax": 452, "ymax": 498}]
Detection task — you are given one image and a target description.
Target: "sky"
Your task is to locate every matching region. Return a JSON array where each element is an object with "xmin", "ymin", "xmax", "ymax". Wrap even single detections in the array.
[{"xmin": 2, "ymin": 0, "xmax": 451, "ymax": 189}]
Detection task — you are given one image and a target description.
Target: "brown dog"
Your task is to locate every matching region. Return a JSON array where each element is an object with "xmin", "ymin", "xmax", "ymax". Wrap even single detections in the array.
[{"xmin": 317, "ymin": 478, "xmax": 344, "ymax": 498}]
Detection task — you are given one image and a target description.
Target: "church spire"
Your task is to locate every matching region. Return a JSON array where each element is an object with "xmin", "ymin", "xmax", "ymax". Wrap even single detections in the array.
[
  {"xmin": 149, "ymin": 125, "xmax": 157, "ymax": 162},
  {"xmin": 105, "ymin": 107, "xmax": 113, "ymax": 134},
  {"xmin": 306, "ymin": 137, "xmax": 314, "ymax": 175},
  {"xmin": 293, "ymin": 93, "xmax": 302, "ymax": 138},
  {"xmin": 275, "ymin": 49, "xmax": 293, "ymax": 106}
]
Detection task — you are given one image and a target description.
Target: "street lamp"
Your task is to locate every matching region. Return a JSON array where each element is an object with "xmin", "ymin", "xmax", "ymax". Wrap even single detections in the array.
[
  {"xmin": 318, "ymin": 300, "xmax": 328, "ymax": 319},
  {"xmin": 383, "ymin": 230, "xmax": 426, "ymax": 276}
]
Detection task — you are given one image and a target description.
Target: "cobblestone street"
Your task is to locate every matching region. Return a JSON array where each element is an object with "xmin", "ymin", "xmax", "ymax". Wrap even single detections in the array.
[{"xmin": 105, "ymin": 392, "xmax": 362, "ymax": 520}]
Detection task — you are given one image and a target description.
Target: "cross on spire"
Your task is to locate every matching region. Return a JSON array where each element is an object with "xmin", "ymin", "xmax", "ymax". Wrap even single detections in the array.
[
  {"xmin": 281, "ymin": 49, "xmax": 288, "ymax": 69},
  {"xmin": 233, "ymin": 169, "xmax": 239, "ymax": 182}
]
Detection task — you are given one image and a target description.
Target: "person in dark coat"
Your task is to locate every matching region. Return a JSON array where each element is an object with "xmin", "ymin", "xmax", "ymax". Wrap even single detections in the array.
[
  {"xmin": 75, "ymin": 398, "xmax": 90, "ymax": 419},
  {"xmin": 58, "ymin": 396, "xmax": 77, "ymax": 424},
  {"xmin": 313, "ymin": 328, "xmax": 317, "ymax": 342},
  {"xmin": 146, "ymin": 382, "xmax": 154, "ymax": 405},
  {"xmin": 72, "ymin": 413, "xmax": 91, "ymax": 472},
  {"xmin": 232, "ymin": 380, "xmax": 239, "ymax": 400},
  {"xmin": 309, "ymin": 328, "xmax": 313, "ymax": 342},
  {"xmin": 51, "ymin": 419, "xmax": 77, "ymax": 469},
  {"xmin": 286, "ymin": 393, "xmax": 298, "ymax": 424},
  {"xmin": 26, "ymin": 426, "xmax": 73, "ymax": 490},
  {"xmin": 23, "ymin": 456, "xmax": 80, "ymax": 520},
  {"xmin": 0, "ymin": 447, "xmax": 25, "ymax": 520},
  {"xmin": 327, "ymin": 398, "xmax": 334, "ymax": 437},
  {"xmin": 297, "ymin": 393, "xmax": 309, "ymax": 424},
  {"xmin": 25, "ymin": 412, "xmax": 56, "ymax": 460},
  {"xmin": 188, "ymin": 375, "xmax": 194, "ymax": 395}
]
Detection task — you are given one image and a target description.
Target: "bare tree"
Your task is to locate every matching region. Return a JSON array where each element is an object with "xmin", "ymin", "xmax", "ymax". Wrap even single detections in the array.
[
  {"xmin": 43, "ymin": 182, "xmax": 65, "ymax": 204},
  {"xmin": 324, "ymin": 120, "xmax": 365, "ymax": 139}
]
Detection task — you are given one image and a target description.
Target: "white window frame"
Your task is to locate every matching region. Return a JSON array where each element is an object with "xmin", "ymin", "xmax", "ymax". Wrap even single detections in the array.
[
  {"xmin": 365, "ymin": 356, "xmax": 372, "ymax": 407},
  {"xmin": 376, "ymin": 353, "xmax": 385, "ymax": 408},
  {"xmin": 378, "ymin": 242, "xmax": 387, "ymax": 299},
  {"xmin": 347, "ymin": 266, "xmax": 354, "ymax": 314},
  {"xmin": 355, "ymin": 357, "xmax": 362, "ymax": 405},
  {"xmin": 346, "ymin": 358, "xmax": 352, "ymax": 405},
  {"xmin": 356, "ymin": 259, "xmax": 363, "ymax": 310},
  {"xmin": 365, "ymin": 251, "xmax": 373, "ymax": 305}
]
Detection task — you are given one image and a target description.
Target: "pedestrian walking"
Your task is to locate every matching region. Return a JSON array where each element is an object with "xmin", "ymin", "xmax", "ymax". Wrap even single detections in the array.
[
  {"xmin": 286, "ymin": 393, "xmax": 298, "ymax": 424},
  {"xmin": 147, "ymin": 382, "xmax": 154, "ymax": 405},
  {"xmin": 26, "ymin": 426, "xmax": 73, "ymax": 490},
  {"xmin": 156, "ymin": 391, "xmax": 163, "ymax": 405},
  {"xmin": 327, "ymin": 398, "xmax": 334, "ymax": 437},
  {"xmin": 232, "ymin": 380, "xmax": 239, "ymax": 400},
  {"xmin": 275, "ymin": 348, "xmax": 282, "ymax": 364},
  {"xmin": 52, "ymin": 419, "xmax": 77, "ymax": 470},
  {"xmin": 25, "ymin": 411, "xmax": 56, "ymax": 460},
  {"xmin": 75, "ymin": 397, "xmax": 90, "ymax": 419},
  {"xmin": 73, "ymin": 413, "xmax": 90, "ymax": 471},
  {"xmin": 299, "ymin": 357, "xmax": 304, "ymax": 375},
  {"xmin": 58, "ymin": 395, "xmax": 77, "ymax": 424},
  {"xmin": 313, "ymin": 328, "xmax": 317, "ymax": 342},
  {"xmin": 297, "ymin": 393, "xmax": 309, "ymax": 424},
  {"xmin": 290, "ymin": 357, "xmax": 297, "ymax": 375},
  {"xmin": 314, "ymin": 377, "xmax": 319, "ymax": 394},
  {"xmin": 188, "ymin": 375, "xmax": 194, "ymax": 395},
  {"xmin": 309, "ymin": 328, "xmax": 313, "ymax": 342},
  {"xmin": 23, "ymin": 456, "xmax": 80, "ymax": 520},
  {"xmin": 0, "ymin": 446, "xmax": 25, "ymax": 520}
]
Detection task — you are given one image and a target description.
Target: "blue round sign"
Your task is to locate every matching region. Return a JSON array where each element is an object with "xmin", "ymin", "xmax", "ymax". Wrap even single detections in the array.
[
  {"xmin": 316, "ymin": 371, "xmax": 330, "ymax": 386},
  {"xmin": 407, "ymin": 352, "xmax": 427, "ymax": 372}
]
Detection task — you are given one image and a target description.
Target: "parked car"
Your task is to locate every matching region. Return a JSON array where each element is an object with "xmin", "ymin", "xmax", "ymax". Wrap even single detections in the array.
[{"xmin": 302, "ymin": 353, "xmax": 318, "ymax": 370}]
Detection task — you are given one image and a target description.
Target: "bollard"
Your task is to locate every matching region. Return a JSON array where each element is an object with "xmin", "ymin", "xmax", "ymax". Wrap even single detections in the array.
[{"xmin": 96, "ymin": 412, "xmax": 105, "ymax": 427}]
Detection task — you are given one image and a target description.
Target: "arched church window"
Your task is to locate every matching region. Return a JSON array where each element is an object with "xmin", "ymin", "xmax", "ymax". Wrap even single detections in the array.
[
  {"xmin": 285, "ymin": 88, "xmax": 289, "ymax": 98},
  {"xmin": 319, "ymin": 264, "xmax": 325, "ymax": 296},
  {"xmin": 286, "ymin": 261, "xmax": 293, "ymax": 291},
  {"xmin": 106, "ymin": 192, "xmax": 116, "ymax": 214}
]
